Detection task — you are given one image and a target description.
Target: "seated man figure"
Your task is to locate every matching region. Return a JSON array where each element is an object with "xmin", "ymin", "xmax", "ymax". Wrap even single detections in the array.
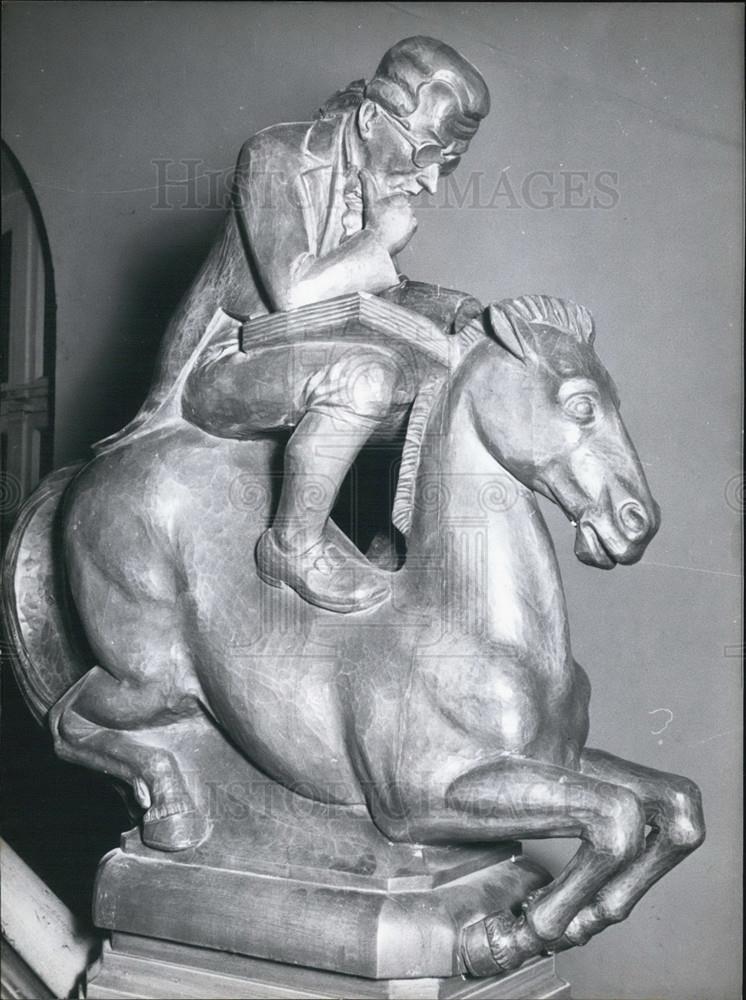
[{"xmin": 140, "ymin": 37, "xmax": 490, "ymax": 613}]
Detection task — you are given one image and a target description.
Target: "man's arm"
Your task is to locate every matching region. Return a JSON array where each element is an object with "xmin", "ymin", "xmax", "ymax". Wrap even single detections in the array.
[
  {"xmin": 378, "ymin": 278, "xmax": 484, "ymax": 336},
  {"xmin": 233, "ymin": 133, "xmax": 400, "ymax": 311}
]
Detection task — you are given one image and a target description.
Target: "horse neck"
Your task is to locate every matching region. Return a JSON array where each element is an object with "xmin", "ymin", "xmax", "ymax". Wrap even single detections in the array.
[{"xmin": 404, "ymin": 355, "xmax": 570, "ymax": 655}]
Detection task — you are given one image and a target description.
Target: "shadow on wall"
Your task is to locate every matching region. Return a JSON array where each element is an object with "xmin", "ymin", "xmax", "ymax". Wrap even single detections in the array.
[{"xmin": 88, "ymin": 218, "xmax": 221, "ymax": 449}]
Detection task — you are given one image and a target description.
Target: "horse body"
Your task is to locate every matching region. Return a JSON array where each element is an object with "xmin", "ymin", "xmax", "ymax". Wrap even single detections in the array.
[
  {"xmin": 62, "ymin": 331, "xmax": 588, "ymax": 807},
  {"xmin": 13, "ymin": 294, "xmax": 703, "ymax": 975}
]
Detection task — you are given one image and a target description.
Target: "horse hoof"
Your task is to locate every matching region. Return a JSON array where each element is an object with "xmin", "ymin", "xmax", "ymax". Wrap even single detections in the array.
[
  {"xmin": 142, "ymin": 807, "xmax": 210, "ymax": 852},
  {"xmin": 461, "ymin": 918, "xmax": 503, "ymax": 976},
  {"xmin": 461, "ymin": 911, "xmax": 521, "ymax": 976}
]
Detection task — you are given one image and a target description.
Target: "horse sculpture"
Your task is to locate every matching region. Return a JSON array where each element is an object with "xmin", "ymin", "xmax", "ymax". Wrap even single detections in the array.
[{"xmin": 2, "ymin": 293, "xmax": 704, "ymax": 977}]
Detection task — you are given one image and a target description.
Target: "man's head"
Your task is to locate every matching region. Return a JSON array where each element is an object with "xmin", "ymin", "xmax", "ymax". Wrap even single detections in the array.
[{"xmin": 322, "ymin": 37, "xmax": 490, "ymax": 198}]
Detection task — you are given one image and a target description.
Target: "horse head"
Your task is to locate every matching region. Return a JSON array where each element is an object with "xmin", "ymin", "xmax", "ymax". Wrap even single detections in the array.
[{"xmin": 465, "ymin": 294, "xmax": 660, "ymax": 568}]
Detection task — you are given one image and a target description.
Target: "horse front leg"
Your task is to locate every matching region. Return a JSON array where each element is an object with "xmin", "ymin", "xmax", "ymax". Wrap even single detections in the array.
[
  {"xmin": 372, "ymin": 757, "xmax": 647, "ymax": 975},
  {"xmin": 551, "ymin": 747, "xmax": 705, "ymax": 950}
]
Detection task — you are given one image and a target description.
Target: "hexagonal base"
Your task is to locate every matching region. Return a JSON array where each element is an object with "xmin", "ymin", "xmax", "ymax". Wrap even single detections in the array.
[{"xmin": 94, "ymin": 830, "xmax": 551, "ymax": 980}]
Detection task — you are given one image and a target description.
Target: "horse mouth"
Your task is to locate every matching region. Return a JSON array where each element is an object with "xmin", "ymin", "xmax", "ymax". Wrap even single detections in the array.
[{"xmin": 574, "ymin": 521, "xmax": 616, "ymax": 569}]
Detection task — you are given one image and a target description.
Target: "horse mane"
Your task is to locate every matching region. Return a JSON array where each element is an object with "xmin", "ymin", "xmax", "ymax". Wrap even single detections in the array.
[
  {"xmin": 498, "ymin": 294, "xmax": 595, "ymax": 344},
  {"xmin": 392, "ymin": 373, "xmax": 445, "ymax": 536},
  {"xmin": 392, "ymin": 316, "xmax": 489, "ymax": 537}
]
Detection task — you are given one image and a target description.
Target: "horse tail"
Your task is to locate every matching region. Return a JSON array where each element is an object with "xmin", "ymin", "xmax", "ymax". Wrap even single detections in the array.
[{"xmin": 1, "ymin": 464, "xmax": 94, "ymax": 724}]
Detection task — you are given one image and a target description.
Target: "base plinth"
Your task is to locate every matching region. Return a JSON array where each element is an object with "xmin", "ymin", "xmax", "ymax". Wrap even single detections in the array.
[
  {"xmin": 85, "ymin": 934, "xmax": 571, "ymax": 999},
  {"xmin": 94, "ymin": 832, "xmax": 549, "ymax": 980}
]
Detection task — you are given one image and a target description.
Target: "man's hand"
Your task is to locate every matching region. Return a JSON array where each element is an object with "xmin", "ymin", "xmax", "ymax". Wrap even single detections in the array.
[
  {"xmin": 453, "ymin": 295, "xmax": 484, "ymax": 335},
  {"xmin": 377, "ymin": 278, "xmax": 484, "ymax": 337},
  {"xmin": 360, "ymin": 168, "xmax": 417, "ymax": 256}
]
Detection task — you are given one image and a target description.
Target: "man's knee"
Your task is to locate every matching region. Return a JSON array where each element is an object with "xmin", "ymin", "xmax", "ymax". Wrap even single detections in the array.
[{"xmin": 321, "ymin": 354, "xmax": 398, "ymax": 422}]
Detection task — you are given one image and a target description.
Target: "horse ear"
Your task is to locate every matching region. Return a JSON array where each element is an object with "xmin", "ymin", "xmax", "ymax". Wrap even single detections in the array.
[{"xmin": 487, "ymin": 304, "xmax": 527, "ymax": 362}]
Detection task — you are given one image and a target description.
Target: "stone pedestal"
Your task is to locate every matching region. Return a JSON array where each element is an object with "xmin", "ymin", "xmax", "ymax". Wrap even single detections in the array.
[
  {"xmin": 85, "ymin": 934, "xmax": 571, "ymax": 999},
  {"xmin": 92, "ymin": 830, "xmax": 549, "ymax": 981}
]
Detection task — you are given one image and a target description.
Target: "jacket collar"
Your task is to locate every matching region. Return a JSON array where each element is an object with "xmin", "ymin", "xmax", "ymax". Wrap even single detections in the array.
[
  {"xmin": 299, "ymin": 114, "xmax": 359, "ymax": 254},
  {"xmin": 302, "ymin": 114, "xmax": 348, "ymax": 167}
]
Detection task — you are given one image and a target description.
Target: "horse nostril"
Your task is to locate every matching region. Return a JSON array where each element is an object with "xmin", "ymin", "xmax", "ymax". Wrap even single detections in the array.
[{"xmin": 618, "ymin": 500, "xmax": 648, "ymax": 538}]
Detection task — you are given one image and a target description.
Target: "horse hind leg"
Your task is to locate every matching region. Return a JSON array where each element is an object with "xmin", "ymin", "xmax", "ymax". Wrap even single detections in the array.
[
  {"xmin": 451, "ymin": 763, "xmax": 647, "ymax": 973},
  {"xmin": 374, "ymin": 756, "xmax": 647, "ymax": 975},
  {"xmin": 552, "ymin": 747, "xmax": 705, "ymax": 950},
  {"xmin": 49, "ymin": 665, "xmax": 211, "ymax": 852}
]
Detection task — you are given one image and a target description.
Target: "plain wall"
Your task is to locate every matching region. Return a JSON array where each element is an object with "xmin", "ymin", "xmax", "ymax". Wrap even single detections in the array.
[{"xmin": 2, "ymin": 4, "xmax": 742, "ymax": 998}]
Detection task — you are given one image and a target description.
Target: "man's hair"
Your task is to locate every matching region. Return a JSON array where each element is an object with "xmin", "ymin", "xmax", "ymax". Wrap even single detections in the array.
[{"xmin": 317, "ymin": 36, "xmax": 490, "ymax": 138}]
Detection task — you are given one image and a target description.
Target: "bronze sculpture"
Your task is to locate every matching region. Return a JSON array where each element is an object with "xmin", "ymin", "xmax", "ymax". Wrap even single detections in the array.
[{"xmin": 2, "ymin": 35, "xmax": 704, "ymax": 995}]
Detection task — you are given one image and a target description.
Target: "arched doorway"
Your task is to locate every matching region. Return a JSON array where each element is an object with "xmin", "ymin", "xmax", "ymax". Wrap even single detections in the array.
[{"xmin": 1, "ymin": 141, "xmax": 56, "ymax": 552}]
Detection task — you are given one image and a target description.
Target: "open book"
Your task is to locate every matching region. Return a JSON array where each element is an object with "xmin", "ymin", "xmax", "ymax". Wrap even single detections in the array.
[{"xmin": 240, "ymin": 292, "xmax": 456, "ymax": 370}]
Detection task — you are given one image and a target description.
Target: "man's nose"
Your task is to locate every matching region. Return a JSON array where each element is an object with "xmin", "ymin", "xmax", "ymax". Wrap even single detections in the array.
[{"xmin": 417, "ymin": 164, "xmax": 440, "ymax": 195}]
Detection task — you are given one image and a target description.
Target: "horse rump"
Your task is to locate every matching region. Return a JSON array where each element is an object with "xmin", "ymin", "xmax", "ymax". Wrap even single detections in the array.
[{"xmin": 1, "ymin": 464, "xmax": 94, "ymax": 723}]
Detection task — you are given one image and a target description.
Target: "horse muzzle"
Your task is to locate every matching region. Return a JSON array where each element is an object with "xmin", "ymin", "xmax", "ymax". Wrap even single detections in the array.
[{"xmin": 574, "ymin": 497, "xmax": 660, "ymax": 569}]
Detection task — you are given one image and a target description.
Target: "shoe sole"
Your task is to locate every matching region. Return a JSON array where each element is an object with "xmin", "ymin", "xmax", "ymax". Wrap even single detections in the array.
[{"xmin": 256, "ymin": 562, "xmax": 389, "ymax": 615}]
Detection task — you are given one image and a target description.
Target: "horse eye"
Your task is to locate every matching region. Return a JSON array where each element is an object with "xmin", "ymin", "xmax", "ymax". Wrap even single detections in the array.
[{"xmin": 564, "ymin": 394, "xmax": 596, "ymax": 423}]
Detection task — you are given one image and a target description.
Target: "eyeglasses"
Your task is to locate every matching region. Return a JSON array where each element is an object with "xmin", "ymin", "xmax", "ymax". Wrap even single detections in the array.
[{"xmin": 376, "ymin": 105, "xmax": 461, "ymax": 176}]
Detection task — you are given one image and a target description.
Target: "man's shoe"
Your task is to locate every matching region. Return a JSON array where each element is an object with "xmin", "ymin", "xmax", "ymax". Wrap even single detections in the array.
[{"xmin": 255, "ymin": 528, "xmax": 390, "ymax": 614}]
